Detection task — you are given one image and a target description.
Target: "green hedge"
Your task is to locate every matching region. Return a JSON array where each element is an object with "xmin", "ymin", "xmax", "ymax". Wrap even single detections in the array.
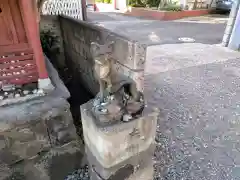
[
  {"xmin": 128, "ymin": 0, "xmax": 160, "ymax": 7},
  {"xmin": 96, "ymin": 0, "xmax": 112, "ymax": 4},
  {"xmin": 160, "ymin": 4, "xmax": 182, "ymax": 11}
]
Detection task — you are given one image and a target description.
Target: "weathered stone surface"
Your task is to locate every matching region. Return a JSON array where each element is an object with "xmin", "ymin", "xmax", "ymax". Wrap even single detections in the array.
[
  {"xmin": 40, "ymin": 15, "xmax": 66, "ymax": 71},
  {"xmin": 111, "ymin": 60, "xmax": 145, "ymax": 92},
  {"xmin": 44, "ymin": 109, "xmax": 77, "ymax": 146},
  {"xmin": 0, "ymin": 103, "xmax": 74, "ymax": 167},
  {"xmin": 0, "ymin": 57, "xmax": 76, "ymax": 167},
  {"xmin": 128, "ymin": 163, "xmax": 154, "ymax": 180},
  {"xmin": 1, "ymin": 141, "xmax": 85, "ymax": 180},
  {"xmin": 32, "ymin": 141, "xmax": 84, "ymax": 180},
  {"xmin": 81, "ymin": 100, "xmax": 158, "ymax": 168},
  {"xmin": 86, "ymin": 144, "xmax": 154, "ymax": 180},
  {"xmin": 0, "ymin": 119, "xmax": 50, "ymax": 165},
  {"xmin": 59, "ymin": 16, "xmax": 147, "ymax": 94},
  {"xmin": 0, "ymin": 162, "xmax": 12, "ymax": 180}
]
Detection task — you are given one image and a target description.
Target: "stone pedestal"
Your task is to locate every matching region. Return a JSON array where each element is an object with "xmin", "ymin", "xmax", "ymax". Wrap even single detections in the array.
[
  {"xmin": 81, "ymin": 100, "xmax": 158, "ymax": 179},
  {"xmin": 86, "ymin": 144, "xmax": 154, "ymax": 180},
  {"xmin": 0, "ymin": 57, "xmax": 82, "ymax": 180}
]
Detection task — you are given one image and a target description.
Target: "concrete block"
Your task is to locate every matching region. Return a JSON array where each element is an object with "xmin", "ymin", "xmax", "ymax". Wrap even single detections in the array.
[
  {"xmin": 127, "ymin": 163, "xmax": 153, "ymax": 180},
  {"xmin": 86, "ymin": 144, "xmax": 154, "ymax": 179},
  {"xmin": 44, "ymin": 108, "xmax": 77, "ymax": 145},
  {"xmin": 0, "ymin": 103, "xmax": 77, "ymax": 166},
  {"xmin": 0, "ymin": 141, "xmax": 85, "ymax": 180},
  {"xmin": 31, "ymin": 141, "xmax": 84, "ymax": 180},
  {"xmin": 0, "ymin": 57, "xmax": 76, "ymax": 166},
  {"xmin": 111, "ymin": 60, "xmax": 145, "ymax": 92},
  {"xmin": 0, "ymin": 119, "xmax": 50, "ymax": 165},
  {"xmin": 81, "ymin": 100, "xmax": 158, "ymax": 168},
  {"xmin": 59, "ymin": 16, "xmax": 147, "ymax": 94},
  {"xmin": 0, "ymin": 161, "xmax": 12, "ymax": 180}
]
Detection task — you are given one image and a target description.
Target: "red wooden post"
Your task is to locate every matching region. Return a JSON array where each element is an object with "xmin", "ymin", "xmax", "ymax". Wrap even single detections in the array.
[
  {"xmin": 19, "ymin": 0, "xmax": 48, "ymax": 80},
  {"xmin": 113, "ymin": 0, "xmax": 117, "ymax": 10},
  {"xmin": 82, "ymin": 0, "xmax": 87, "ymax": 20}
]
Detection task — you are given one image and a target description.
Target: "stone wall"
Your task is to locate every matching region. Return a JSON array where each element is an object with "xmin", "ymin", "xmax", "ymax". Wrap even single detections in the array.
[
  {"xmin": 40, "ymin": 15, "xmax": 66, "ymax": 71},
  {"xmin": 59, "ymin": 16, "xmax": 147, "ymax": 95}
]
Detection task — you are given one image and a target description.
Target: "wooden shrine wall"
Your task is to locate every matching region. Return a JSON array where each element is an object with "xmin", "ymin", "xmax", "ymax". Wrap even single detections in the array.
[{"xmin": 0, "ymin": 0, "xmax": 38, "ymax": 85}]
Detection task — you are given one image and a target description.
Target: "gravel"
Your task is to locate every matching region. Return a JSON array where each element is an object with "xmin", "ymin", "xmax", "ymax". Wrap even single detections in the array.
[{"xmin": 65, "ymin": 165, "xmax": 90, "ymax": 180}]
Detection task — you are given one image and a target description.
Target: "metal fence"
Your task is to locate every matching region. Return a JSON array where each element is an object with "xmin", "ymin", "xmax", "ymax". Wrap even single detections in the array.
[{"xmin": 41, "ymin": 0, "xmax": 84, "ymax": 20}]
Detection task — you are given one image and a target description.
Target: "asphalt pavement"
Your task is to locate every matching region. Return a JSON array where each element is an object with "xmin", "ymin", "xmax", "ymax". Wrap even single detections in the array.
[
  {"xmin": 145, "ymin": 43, "xmax": 240, "ymax": 180},
  {"xmin": 87, "ymin": 12, "xmax": 227, "ymax": 45}
]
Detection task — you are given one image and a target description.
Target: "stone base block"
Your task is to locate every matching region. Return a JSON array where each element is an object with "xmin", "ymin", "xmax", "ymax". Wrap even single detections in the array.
[
  {"xmin": 1, "ymin": 141, "xmax": 85, "ymax": 180},
  {"xmin": 86, "ymin": 144, "xmax": 154, "ymax": 180},
  {"xmin": 0, "ymin": 162, "xmax": 12, "ymax": 180},
  {"xmin": 0, "ymin": 57, "xmax": 76, "ymax": 166},
  {"xmin": 127, "ymin": 163, "xmax": 153, "ymax": 180},
  {"xmin": 90, "ymin": 164, "xmax": 153, "ymax": 180},
  {"xmin": 0, "ymin": 99, "xmax": 76, "ymax": 166},
  {"xmin": 81, "ymin": 101, "xmax": 159, "ymax": 168}
]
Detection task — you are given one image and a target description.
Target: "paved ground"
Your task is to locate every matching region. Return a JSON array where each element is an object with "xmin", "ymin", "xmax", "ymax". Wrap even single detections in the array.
[
  {"xmin": 145, "ymin": 43, "xmax": 240, "ymax": 180},
  {"xmin": 88, "ymin": 12, "xmax": 227, "ymax": 45},
  {"xmin": 174, "ymin": 14, "xmax": 229, "ymax": 24}
]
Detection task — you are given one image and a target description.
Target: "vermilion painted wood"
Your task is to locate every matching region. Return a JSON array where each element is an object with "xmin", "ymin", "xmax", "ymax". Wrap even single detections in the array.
[
  {"xmin": 0, "ymin": 70, "xmax": 38, "ymax": 81},
  {"xmin": 0, "ymin": 48, "xmax": 32, "ymax": 57},
  {"xmin": 113, "ymin": 0, "xmax": 117, "ymax": 9},
  {"xmin": 0, "ymin": 60, "xmax": 36, "ymax": 69},
  {"xmin": 19, "ymin": 0, "xmax": 49, "ymax": 80},
  {"xmin": 0, "ymin": 44, "xmax": 30, "ymax": 55},
  {"xmin": 0, "ymin": 1, "xmax": 18, "ymax": 46},
  {"xmin": 9, "ymin": 76, "xmax": 38, "ymax": 85},
  {"xmin": 9, "ymin": 0, "xmax": 27, "ymax": 44},
  {"xmin": 0, "ymin": 65, "xmax": 37, "ymax": 75},
  {"xmin": 0, "ymin": 54, "xmax": 33, "ymax": 63},
  {"xmin": 0, "ymin": 0, "xmax": 49, "ymax": 85}
]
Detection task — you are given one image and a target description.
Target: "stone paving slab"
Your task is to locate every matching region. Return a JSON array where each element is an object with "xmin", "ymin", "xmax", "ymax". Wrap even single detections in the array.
[{"xmin": 144, "ymin": 43, "xmax": 240, "ymax": 180}]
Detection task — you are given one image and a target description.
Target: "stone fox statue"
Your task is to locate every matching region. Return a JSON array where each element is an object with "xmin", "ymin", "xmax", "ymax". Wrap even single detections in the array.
[
  {"xmin": 91, "ymin": 42, "xmax": 141, "ymax": 104},
  {"xmin": 91, "ymin": 42, "xmax": 113, "ymax": 103}
]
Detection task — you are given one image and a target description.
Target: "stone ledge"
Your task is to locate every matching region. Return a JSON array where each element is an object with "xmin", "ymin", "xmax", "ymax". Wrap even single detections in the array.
[
  {"xmin": 81, "ymin": 100, "xmax": 158, "ymax": 168},
  {"xmin": 0, "ymin": 57, "xmax": 77, "ymax": 168}
]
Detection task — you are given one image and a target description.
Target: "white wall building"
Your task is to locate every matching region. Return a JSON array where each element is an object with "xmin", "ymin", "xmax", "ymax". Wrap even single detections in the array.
[{"xmin": 222, "ymin": 0, "xmax": 240, "ymax": 51}]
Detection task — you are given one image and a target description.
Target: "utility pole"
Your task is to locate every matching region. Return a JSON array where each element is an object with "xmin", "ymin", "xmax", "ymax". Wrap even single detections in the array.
[
  {"xmin": 222, "ymin": 0, "xmax": 240, "ymax": 47},
  {"xmin": 228, "ymin": 6, "xmax": 240, "ymax": 50}
]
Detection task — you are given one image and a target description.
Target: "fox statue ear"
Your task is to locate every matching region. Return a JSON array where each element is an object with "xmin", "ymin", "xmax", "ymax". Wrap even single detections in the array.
[
  {"xmin": 90, "ymin": 41, "xmax": 114, "ymax": 58},
  {"xmin": 90, "ymin": 42, "xmax": 100, "ymax": 58}
]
